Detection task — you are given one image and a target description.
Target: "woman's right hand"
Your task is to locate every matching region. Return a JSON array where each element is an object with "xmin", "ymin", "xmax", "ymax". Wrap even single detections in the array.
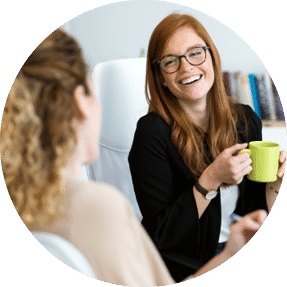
[
  {"xmin": 191, "ymin": 209, "xmax": 267, "ymax": 279},
  {"xmin": 205, "ymin": 143, "xmax": 252, "ymax": 186}
]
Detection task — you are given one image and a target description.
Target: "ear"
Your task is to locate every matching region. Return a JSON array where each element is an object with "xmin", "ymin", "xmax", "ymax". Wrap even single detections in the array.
[{"xmin": 73, "ymin": 85, "xmax": 89, "ymax": 119}]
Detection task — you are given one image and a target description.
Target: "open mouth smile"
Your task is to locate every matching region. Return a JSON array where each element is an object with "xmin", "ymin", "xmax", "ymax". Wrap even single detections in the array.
[{"xmin": 178, "ymin": 75, "xmax": 202, "ymax": 85}]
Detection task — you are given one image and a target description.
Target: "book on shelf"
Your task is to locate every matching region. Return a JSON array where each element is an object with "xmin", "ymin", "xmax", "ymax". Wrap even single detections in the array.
[
  {"xmin": 271, "ymin": 79, "xmax": 285, "ymax": 121},
  {"xmin": 223, "ymin": 71, "xmax": 284, "ymax": 122},
  {"xmin": 237, "ymin": 73, "xmax": 255, "ymax": 111},
  {"xmin": 255, "ymin": 74, "xmax": 276, "ymax": 121},
  {"xmin": 248, "ymin": 74, "xmax": 262, "ymax": 120}
]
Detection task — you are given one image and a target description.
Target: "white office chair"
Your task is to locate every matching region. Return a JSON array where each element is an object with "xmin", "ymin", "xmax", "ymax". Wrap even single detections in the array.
[
  {"xmin": 33, "ymin": 232, "xmax": 96, "ymax": 279},
  {"xmin": 87, "ymin": 58, "xmax": 148, "ymax": 220}
]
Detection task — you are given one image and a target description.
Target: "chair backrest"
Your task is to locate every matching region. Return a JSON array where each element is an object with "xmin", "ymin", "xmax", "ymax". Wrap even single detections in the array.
[
  {"xmin": 33, "ymin": 232, "xmax": 96, "ymax": 279},
  {"xmin": 87, "ymin": 58, "xmax": 148, "ymax": 220}
]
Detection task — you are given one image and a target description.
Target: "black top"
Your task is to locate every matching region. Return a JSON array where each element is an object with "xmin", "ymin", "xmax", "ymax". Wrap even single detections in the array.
[{"xmin": 128, "ymin": 104, "xmax": 268, "ymax": 282}]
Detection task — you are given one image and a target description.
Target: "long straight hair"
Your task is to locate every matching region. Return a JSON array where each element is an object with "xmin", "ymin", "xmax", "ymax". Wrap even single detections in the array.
[{"xmin": 146, "ymin": 13, "xmax": 245, "ymax": 179}]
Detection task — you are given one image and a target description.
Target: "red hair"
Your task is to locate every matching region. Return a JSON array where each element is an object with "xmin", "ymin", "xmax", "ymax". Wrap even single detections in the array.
[{"xmin": 146, "ymin": 13, "xmax": 245, "ymax": 179}]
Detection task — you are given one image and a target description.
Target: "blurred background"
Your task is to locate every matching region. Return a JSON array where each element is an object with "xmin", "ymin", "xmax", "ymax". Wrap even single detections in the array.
[{"xmin": 61, "ymin": 0, "xmax": 268, "ymax": 74}]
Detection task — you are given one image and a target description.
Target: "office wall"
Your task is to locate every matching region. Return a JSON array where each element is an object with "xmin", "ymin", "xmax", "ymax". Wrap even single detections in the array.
[{"xmin": 61, "ymin": 0, "xmax": 267, "ymax": 74}]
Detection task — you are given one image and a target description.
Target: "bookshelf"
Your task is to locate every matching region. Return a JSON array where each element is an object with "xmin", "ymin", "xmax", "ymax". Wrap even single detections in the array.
[
  {"xmin": 223, "ymin": 71, "xmax": 285, "ymax": 128},
  {"xmin": 222, "ymin": 71, "xmax": 286, "ymax": 152},
  {"xmin": 262, "ymin": 121, "xmax": 286, "ymax": 128}
]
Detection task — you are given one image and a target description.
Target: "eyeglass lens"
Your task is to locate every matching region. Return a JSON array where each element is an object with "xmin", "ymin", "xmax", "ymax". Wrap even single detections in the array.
[{"xmin": 160, "ymin": 47, "xmax": 207, "ymax": 73}]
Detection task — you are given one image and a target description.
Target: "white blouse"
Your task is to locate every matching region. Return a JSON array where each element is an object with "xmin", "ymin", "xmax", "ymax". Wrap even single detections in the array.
[{"xmin": 218, "ymin": 185, "xmax": 240, "ymax": 243}]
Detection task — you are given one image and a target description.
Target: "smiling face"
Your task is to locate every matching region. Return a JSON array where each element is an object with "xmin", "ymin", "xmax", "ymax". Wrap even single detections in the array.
[{"xmin": 160, "ymin": 26, "xmax": 215, "ymax": 107}]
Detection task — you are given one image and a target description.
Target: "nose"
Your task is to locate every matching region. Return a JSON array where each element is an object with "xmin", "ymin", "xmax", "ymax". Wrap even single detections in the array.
[{"xmin": 179, "ymin": 56, "xmax": 192, "ymax": 72}]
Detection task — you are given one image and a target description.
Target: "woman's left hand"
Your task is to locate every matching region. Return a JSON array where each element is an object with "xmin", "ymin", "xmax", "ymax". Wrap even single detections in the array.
[
  {"xmin": 265, "ymin": 150, "xmax": 286, "ymax": 212},
  {"xmin": 277, "ymin": 150, "xmax": 286, "ymax": 179}
]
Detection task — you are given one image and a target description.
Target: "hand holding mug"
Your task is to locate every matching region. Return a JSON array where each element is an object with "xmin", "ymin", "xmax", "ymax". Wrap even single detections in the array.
[
  {"xmin": 207, "ymin": 143, "xmax": 252, "ymax": 186},
  {"xmin": 239, "ymin": 141, "xmax": 280, "ymax": 183},
  {"xmin": 277, "ymin": 150, "xmax": 286, "ymax": 179},
  {"xmin": 268, "ymin": 149, "xmax": 286, "ymax": 194}
]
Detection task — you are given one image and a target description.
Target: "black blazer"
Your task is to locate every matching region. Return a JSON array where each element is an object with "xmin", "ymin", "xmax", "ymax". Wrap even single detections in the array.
[{"xmin": 128, "ymin": 104, "xmax": 268, "ymax": 282}]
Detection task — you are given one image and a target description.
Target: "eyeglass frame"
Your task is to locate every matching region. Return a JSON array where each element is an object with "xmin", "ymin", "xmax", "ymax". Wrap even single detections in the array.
[{"xmin": 157, "ymin": 46, "xmax": 210, "ymax": 74}]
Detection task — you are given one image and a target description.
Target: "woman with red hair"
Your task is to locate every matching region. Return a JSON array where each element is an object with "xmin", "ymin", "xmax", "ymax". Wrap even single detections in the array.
[
  {"xmin": 129, "ymin": 13, "xmax": 285, "ymax": 282},
  {"xmin": 1, "ymin": 25, "xmax": 273, "ymax": 286}
]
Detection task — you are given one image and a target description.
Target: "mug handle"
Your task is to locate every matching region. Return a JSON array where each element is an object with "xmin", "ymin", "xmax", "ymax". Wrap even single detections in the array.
[{"xmin": 238, "ymin": 149, "xmax": 252, "ymax": 156}]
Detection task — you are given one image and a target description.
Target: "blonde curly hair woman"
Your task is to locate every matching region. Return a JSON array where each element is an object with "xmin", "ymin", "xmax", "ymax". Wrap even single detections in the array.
[
  {"xmin": 0, "ymin": 28, "xmax": 267, "ymax": 286},
  {"xmin": 1, "ymin": 29, "xmax": 94, "ymax": 226}
]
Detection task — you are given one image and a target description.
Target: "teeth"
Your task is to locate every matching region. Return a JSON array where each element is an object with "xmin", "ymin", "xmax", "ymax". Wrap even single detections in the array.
[{"xmin": 180, "ymin": 75, "xmax": 201, "ymax": 85}]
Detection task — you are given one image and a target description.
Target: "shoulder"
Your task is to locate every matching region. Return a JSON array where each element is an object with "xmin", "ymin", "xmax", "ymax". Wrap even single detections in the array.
[
  {"xmin": 235, "ymin": 103, "xmax": 262, "ymax": 141},
  {"xmin": 240, "ymin": 104, "xmax": 261, "ymax": 128},
  {"xmin": 234, "ymin": 103, "xmax": 259, "ymax": 123},
  {"xmin": 66, "ymin": 180, "xmax": 132, "ymax": 222},
  {"xmin": 130, "ymin": 113, "xmax": 172, "ymax": 155},
  {"xmin": 138, "ymin": 112, "xmax": 169, "ymax": 130},
  {"xmin": 240, "ymin": 104, "xmax": 258, "ymax": 119},
  {"xmin": 137, "ymin": 112, "xmax": 170, "ymax": 134}
]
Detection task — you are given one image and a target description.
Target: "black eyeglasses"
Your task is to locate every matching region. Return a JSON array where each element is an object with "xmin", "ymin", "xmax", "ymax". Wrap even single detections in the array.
[{"xmin": 157, "ymin": 46, "xmax": 210, "ymax": 74}]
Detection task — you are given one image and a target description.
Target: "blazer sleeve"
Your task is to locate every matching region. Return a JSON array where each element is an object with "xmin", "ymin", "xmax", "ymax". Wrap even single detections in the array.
[
  {"xmin": 128, "ymin": 115, "xmax": 200, "ymax": 251},
  {"xmin": 238, "ymin": 105, "xmax": 268, "ymax": 214}
]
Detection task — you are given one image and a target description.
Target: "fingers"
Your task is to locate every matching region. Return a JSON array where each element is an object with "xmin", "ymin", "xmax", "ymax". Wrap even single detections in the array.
[
  {"xmin": 232, "ymin": 210, "xmax": 266, "ymax": 233},
  {"xmin": 228, "ymin": 161, "xmax": 252, "ymax": 185},
  {"xmin": 228, "ymin": 219, "xmax": 257, "ymax": 253},
  {"xmin": 231, "ymin": 210, "xmax": 267, "ymax": 244},
  {"xmin": 235, "ymin": 148, "xmax": 250, "ymax": 160},
  {"xmin": 225, "ymin": 143, "xmax": 248, "ymax": 156},
  {"xmin": 279, "ymin": 150, "xmax": 286, "ymax": 163},
  {"xmin": 239, "ymin": 162, "xmax": 252, "ymax": 176},
  {"xmin": 243, "ymin": 209, "xmax": 267, "ymax": 225},
  {"xmin": 278, "ymin": 162, "xmax": 285, "ymax": 178},
  {"xmin": 237, "ymin": 152, "xmax": 252, "ymax": 165},
  {"xmin": 225, "ymin": 210, "xmax": 267, "ymax": 257},
  {"xmin": 243, "ymin": 219, "xmax": 260, "ymax": 231},
  {"xmin": 231, "ymin": 152, "xmax": 252, "ymax": 183},
  {"xmin": 278, "ymin": 150, "xmax": 286, "ymax": 178}
]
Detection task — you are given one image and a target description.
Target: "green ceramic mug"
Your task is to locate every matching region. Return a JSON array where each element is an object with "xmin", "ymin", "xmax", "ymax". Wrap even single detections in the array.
[{"xmin": 239, "ymin": 141, "xmax": 280, "ymax": 182}]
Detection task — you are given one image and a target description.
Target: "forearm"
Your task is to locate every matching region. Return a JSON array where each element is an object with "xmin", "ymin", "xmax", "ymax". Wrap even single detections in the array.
[
  {"xmin": 194, "ymin": 166, "xmax": 222, "ymax": 218},
  {"xmin": 186, "ymin": 209, "xmax": 268, "ymax": 281},
  {"xmin": 193, "ymin": 186, "xmax": 211, "ymax": 218},
  {"xmin": 130, "ymin": 140, "xmax": 201, "ymax": 247},
  {"xmin": 142, "ymin": 189, "xmax": 200, "ymax": 249}
]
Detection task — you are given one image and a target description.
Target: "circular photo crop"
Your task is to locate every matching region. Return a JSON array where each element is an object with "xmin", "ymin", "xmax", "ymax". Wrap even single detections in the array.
[{"xmin": 1, "ymin": 1, "xmax": 286, "ymax": 286}]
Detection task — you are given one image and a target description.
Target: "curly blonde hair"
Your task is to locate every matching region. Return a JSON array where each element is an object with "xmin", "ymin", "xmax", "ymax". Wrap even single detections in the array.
[{"xmin": 0, "ymin": 29, "xmax": 90, "ymax": 226}]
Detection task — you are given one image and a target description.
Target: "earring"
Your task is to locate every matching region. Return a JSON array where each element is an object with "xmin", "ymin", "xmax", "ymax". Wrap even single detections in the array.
[{"xmin": 163, "ymin": 82, "xmax": 167, "ymax": 86}]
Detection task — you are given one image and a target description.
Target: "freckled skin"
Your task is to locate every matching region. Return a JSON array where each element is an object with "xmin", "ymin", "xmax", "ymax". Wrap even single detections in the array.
[{"xmin": 160, "ymin": 26, "xmax": 215, "ymax": 107}]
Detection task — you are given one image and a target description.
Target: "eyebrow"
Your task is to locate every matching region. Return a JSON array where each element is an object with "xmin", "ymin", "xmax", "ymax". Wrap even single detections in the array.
[{"xmin": 162, "ymin": 44, "xmax": 206, "ymax": 58}]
